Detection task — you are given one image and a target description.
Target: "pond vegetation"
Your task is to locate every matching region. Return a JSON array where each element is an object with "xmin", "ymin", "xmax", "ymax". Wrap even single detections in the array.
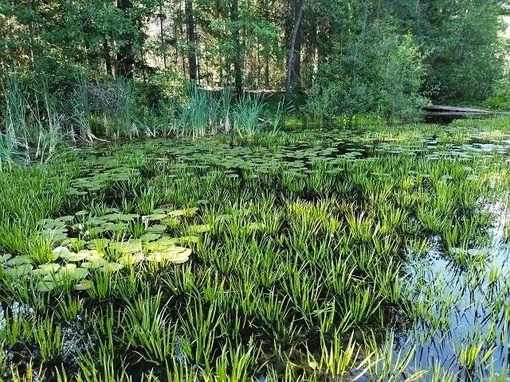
[{"xmin": 1, "ymin": 116, "xmax": 510, "ymax": 381}]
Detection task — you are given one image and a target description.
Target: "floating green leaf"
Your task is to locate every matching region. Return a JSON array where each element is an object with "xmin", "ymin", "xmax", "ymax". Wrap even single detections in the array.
[
  {"xmin": 6, "ymin": 256, "xmax": 31, "ymax": 266},
  {"xmin": 118, "ymin": 252, "xmax": 145, "ymax": 265},
  {"xmin": 168, "ymin": 207, "xmax": 198, "ymax": 217},
  {"xmin": 74, "ymin": 280, "xmax": 93, "ymax": 291},
  {"xmin": 102, "ymin": 262, "xmax": 124, "ymax": 273},
  {"xmin": 145, "ymin": 246, "xmax": 191, "ymax": 264},
  {"xmin": 5, "ymin": 263, "xmax": 33, "ymax": 277}
]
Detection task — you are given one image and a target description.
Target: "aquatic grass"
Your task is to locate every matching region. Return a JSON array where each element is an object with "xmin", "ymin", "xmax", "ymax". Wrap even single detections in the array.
[
  {"xmin": 346, "ymin": 210, "xmax": 380, "ymax": 242},
  {"xmin": 121, "ymin": 292, "xmax": 178, "ymax": 364},
  {"xmin": 87, "ymin": 268, "xmax": 113, "ymax": 300},
  {"xmin": 340, "ymin": 285, "xmax": 382, "ymax": 325},
  {"xmin": 454, "ymin": 338, "xmax": 496, "ymax": 372},
  {"xmin": 282, "ymin": 269, "xmax": 323, "ymax": 320},
  {"xmin": 179, "ymin": 300, "xmax": 223, "ymax": 368},
  {"xmin": 77, "ymin": 341, "xmax": 132, "ymax": 382},
  {"xmin": 9, "ymin": 361, "xmax": 46, "ymax": 382},
  {"xmin": 0, "ymin": 223, "xmax": 30, "ymax": 255},
  {"xmin": 56, "ymin": 295, "xmax": 85, "ymax": 323},
  {"xmin": 112, "ymin": 79, "xmax": 136, "ymax": 140},
  {"xmin": 176, "ymin": 86, "xmax": 210, "ymax": 138},
  {"xmin": 3, "ymin": 119, "xmax": 510, "ymax": 379},
  {"xmin": 0, "ymin": 312, "xmax": 34, "ymax": 347},
  {"xmin": 33, "ymin": 315, "xmax": 65, "ymax": 362},
  {"xmin": 26, "ymin": 234, "xmax": 55, "ymax": 264},
  {"xmin": 416, "ymin": 204, "xmax": 452, "ymax": 233},
  {"xmin": 233, "ymin": 93, "xmax": 265, "ymax": 138},
  {"xmin": 256, "ymin": 289, "xmax": 293, "ymax": 337},
  {"xmin": 307, "ymin": 332, "xmax": 366, "ymax": 380},
  {"xmin": 161, "ymin": 264, "xmax": 197, "ymax": 296},
  {"xmin": 213, "ymin": 340, "xmax": 259, "ymax": 381},
  {"xmin": 364, "ymin": 335, "xmax": 423, "ymax": 382}
]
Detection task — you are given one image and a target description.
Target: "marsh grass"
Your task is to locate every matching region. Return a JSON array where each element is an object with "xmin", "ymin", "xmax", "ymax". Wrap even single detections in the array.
[
  {"xmin": 0, "ymin": 118, "xmax": 510, "ymax": 380},
  {"xmin": 233, "ymin": 93, "xmax": 265, "ymax": 138},
  {"xmin": 2, "ymin": 76, "xmax": 69, "ymax": 165}
]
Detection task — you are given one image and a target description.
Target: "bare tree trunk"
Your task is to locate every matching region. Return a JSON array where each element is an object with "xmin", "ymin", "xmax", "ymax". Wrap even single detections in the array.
[
  {"xmin": 285, "ymin": 0, "xmax": 307, "ymax": 96},
  {"xmin": 27, "ymin": 0, "xmax": 36, "ymax": 66},
  {"xmin": 263, "ymin": 0, "xmax": 270, "ymax": 89},
  {"xmin": 231, "ymin": 0, "xmax": 243, "ymax": 98},
  {"xmin": 159, "ymin": 4, "xmax": 167, "ymax": 68},
  {"xmin": 103, "ymin": 39, "xmax": 113, "ymax": 76},
  {"xmin": 185, "ymin": 0, "xmax": 197, "ymax": 81},
  {"xmin": 116, "ymin": 0, "xmax": 135, "ymax": 80}
]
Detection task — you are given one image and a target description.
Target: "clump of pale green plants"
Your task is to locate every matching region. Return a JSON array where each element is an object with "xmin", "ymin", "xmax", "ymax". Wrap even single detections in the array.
[
  {"xmin": 233, "ymin": 93, "xmax": 265, "ymax": 138},
  {"xmin": 175, "ymin": 86, "xmax": 235, "ymax": 138},
  {"xmin": 1, "ymin": 75, "xmax": 69, "ymax": 166}
]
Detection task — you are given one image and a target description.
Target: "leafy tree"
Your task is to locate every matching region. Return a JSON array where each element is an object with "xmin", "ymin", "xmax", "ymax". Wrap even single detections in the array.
[{"xmin": 391, "ymin": 0, "xmax": 506, "ymax": 102}]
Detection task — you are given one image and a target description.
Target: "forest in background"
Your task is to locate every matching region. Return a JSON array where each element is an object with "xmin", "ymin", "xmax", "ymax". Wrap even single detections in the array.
[{"xmin": 1, "ymin": 0, "xmax": 510, "ymax": 125}]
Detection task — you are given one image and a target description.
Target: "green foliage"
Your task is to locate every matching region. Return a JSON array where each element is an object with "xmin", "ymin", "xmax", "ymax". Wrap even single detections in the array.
[
  {"xmin": 304, "ymin": 25, "xmax": 427, "ymax": 122},
  {"xmin": 410, "ymin": 0, "xmax": 506, "ymax": 102},
  {"xmin": 484, "ymin": 66, "xmax": 510, "ymax": 110},
  {"xmin": 0, "ymin": 0, "xmax": 507, "ymax": 137}
]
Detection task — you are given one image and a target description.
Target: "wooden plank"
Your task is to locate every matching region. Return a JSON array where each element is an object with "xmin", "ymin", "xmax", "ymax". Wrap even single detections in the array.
[{"xmin": 423, "ymin": 105, "xmax": 492, "ymax": 114}]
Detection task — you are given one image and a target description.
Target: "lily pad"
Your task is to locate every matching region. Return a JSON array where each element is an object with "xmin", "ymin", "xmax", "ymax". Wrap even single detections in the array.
[
  {"xmin": 6, "ymin": 256, "xmax": 31, "ymax": 266},
  {"xmin": 118, "ymin": 213, "xmax": 140, "ymax": 222},
  {"xmin": 74, "ymin": 280, "xmax": 94, "ymax": 291},
  {"xmin": 36, "ymin": 280, "xmax": 56, "ymax": 292},
  {"xmin": 102, "ymin": 262, "xmax": 124, "ymax": 273},
  {"xmin": 32, "ymin": 263, "xmax": 61, "ymax": 276},
  {"xmin": 53, "ymin": 246, "xmax": 73, "ymax": 257},
  {"xmin": 147, "ymin": 224, "xmax": 167, "ymax": 234},
  {"xmin": 41, "ymin": 229, "xmax": 68, "ymax": 242},
  {"xmin": 81, "ymin": 255, "xmax": 108, "ymax": 269},
  {"xmin": 59, "ymin": 249, "xmax": 91, "ymax": 262},
  {"xmin": 118, "ymin": 252, "xmax": 145, "ymax": 265},
  {"xmin": 155, "ymin": 237, "xmax": 180, "ymax": 246},
  {"xmin": 148, "ymin": 213, "xmax": 168, "ymax": 221},
  {"xmin": 145, "ymin": 246, "xmax": 191, "ymax": 264},
  {"xmin": 168, "ymin": 207, "xmax": 198, "ymax": 217},
  {"xmin": 5, "ymin": 264, "xmax": 33, "ymax": 278},
  {"xmin": 140, "ymin": 233, "xmax": 161, "ymax": 243}
]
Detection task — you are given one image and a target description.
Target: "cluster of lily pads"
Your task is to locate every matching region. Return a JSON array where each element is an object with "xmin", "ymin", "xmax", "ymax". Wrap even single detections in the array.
[
  {"xmin": 1, "ymin": 205, "xmax": 198, "ymax": 296},
  {"xmin": 0, "ymin": 118, "xmax": 509, "ymax": 381}
]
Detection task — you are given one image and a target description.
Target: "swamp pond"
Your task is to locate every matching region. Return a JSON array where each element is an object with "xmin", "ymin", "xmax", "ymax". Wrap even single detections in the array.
[{"xmin": 1, "ymin": 118, "xmax": 510, "ymax": 381}]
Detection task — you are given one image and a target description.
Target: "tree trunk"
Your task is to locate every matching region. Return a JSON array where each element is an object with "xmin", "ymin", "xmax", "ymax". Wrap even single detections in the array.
[
  {"xmin": 185, "ymin": 0, "xmax": 197, "ymax": 81},
  {"xmin": 230, "ymin": 0, "xmax": 243, "ymax": 98},
  {"xmin": 27, "ymin": 0, "xmax": 36, "ymax": 66},
  {"xmin": 285, "ymin": 0, "xmax": 307, "ymax": 96},
  {"xmin": 116, "ymin": 0, "xmax": 135, "ymax": 80},
  {"xmin": 103, "ymin": 39, "xmax": 113, "ymax": 76},
  {"xmin": 159, "ymin": 5, "xmax": 167, "ymax": 68}
]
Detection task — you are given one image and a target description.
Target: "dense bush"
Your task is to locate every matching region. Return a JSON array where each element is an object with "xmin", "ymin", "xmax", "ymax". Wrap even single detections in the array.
[{"xmin": 304, "ymin": 25, "xmax": 427, "ymax": 123}]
